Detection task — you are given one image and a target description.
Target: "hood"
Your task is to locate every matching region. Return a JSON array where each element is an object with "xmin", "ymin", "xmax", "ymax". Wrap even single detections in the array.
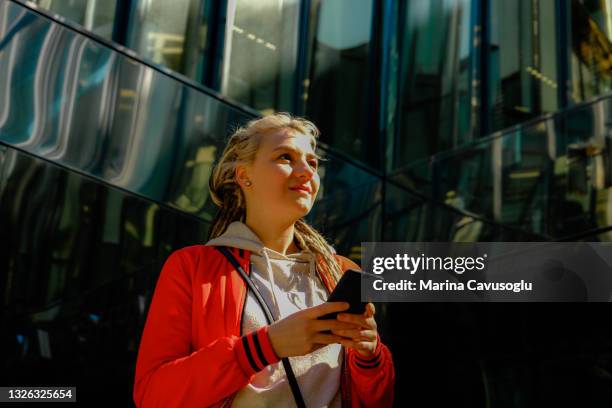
[
  {"xmin": 207, "ymin": 221, "xmax": 319, "ymax": 316},
  {"xmin": 205, "ymin": 221, "xmax": 314, "ymax": 262}
]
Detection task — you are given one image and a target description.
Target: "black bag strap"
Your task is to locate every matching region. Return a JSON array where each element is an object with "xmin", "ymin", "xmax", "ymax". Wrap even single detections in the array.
[{"xmin": 216, "ymin": 246, "xmax": 307, "ymax": 408}]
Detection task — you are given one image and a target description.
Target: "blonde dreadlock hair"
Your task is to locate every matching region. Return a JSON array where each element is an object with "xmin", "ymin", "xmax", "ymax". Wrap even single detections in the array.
[{"xmin": 208, "ymin": 113, "xmax": 342, "ymax": 285}]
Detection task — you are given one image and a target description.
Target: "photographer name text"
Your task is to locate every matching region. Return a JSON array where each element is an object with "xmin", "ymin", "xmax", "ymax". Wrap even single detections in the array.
[{"xmin": 369, "ymin": 254, "xmax": 533, "ymax": 293}]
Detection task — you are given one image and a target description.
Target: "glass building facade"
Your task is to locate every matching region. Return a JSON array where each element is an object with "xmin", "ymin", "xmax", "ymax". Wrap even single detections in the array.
[
  {"xmin": 1, "ymin": 0, "xmax": 612, "ymax": 406},
  {"xmin": 19, "ymin": 0, "xmax": 612, "ymax": 170}
]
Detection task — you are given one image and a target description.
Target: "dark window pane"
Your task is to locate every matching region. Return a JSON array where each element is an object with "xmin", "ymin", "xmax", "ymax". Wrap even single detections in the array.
[
  {"xmin": 303, "ymin": 0, "xmax": 378, "ymax": 167},
  {"xmin": 308, "ymin": 149, "xmax": 383, "ymax": 255},
  {"xmin": 221, "ymin": 0, "xmax": 299, "ymax": 113},
  {"xmin": 393, "ymin": 0, "xmax": 476, "ymax": 167},
  {"xmin": 0, "ymin": 145, "xmax": 208, "ymax": 403},
  {"xmin": 488, "ymin": 0, "xmax": 559, "ymax": 131},
  {"xmin": 498, "ymin": 121, "xmax": 550, "ymax": 234}
]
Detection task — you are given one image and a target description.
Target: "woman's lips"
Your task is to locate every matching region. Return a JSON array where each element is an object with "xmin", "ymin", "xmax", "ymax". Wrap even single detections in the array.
[{"xmin": 290, "ymin": 185, "xmax": 311, "ymax": 194}]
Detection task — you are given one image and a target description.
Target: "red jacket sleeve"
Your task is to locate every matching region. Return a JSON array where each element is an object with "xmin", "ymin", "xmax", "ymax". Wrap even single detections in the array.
[
  {"xmin": 133, "ymin": 249, "xmax": 280, "ymax": 408},
  {"xmin": 347, "ymin": 336, "xmax": 395, "ymax": 407}
]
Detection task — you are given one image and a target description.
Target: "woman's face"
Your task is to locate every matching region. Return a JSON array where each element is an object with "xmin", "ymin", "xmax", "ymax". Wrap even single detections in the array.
[{"xmin": 238, "ymin": 129, "xmax": 321, "ymax": 223}]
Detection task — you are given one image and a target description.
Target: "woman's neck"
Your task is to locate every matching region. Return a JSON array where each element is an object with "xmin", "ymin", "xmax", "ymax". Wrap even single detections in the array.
[{"xmin": 245, "ymin": 217, "xmax": 299, "ymax": 255}]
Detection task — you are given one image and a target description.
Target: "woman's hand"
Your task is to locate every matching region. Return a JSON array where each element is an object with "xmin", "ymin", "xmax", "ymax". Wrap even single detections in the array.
[
  {"xmin": 267, "ymin": 302, "xmax": 361, "ymax": 358},
  {"xmin": 331, "ymin": 303, "xmax": 378, "ymax": 358}
]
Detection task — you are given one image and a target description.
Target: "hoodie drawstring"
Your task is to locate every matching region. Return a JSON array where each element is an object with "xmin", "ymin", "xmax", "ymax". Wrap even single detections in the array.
[
  {"xmin": 308, "ymin": 256, "xmax": 317, "ymax": 304},
  {"xmin": 262, "ymin": 247, "xmax": 280, "ymax": 319}
]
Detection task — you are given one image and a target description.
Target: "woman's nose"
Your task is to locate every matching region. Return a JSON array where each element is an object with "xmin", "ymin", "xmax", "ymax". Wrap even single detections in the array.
[{"xmin": 294, "ymin": 159, "xmax": 315, "ymax": 180}]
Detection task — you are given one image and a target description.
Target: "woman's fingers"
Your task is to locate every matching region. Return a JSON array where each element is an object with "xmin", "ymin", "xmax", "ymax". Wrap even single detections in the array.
[
  {"xmin": 337, "ymin": 313, "xmax": 377, "ymax": 330},
  {"xmin": 331, "ymin": 328, "xmax": 377, "ymax": 341},
  {"xmin": 311, "ymin": 318, "xmax": 359, "ymax": 332},
  {"xmin": 269, "ymin": 302, "xmax": 375, "ymax": 358},
  {"xmin": 306, "ymin": 302, "xmax": 350, "ymax": 319},
  {"xmin": 365, "ymin": 303, "xmax": 375, "ymax": 317},
  {"xmin": 312, "ymin": 333, "xmax": 346, "ymax": 345}
]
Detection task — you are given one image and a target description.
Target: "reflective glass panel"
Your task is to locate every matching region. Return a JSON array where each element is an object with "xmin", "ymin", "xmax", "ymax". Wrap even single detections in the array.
[
  {"xmin": 0, "ymin": 0, "xmax": 383, "ymax": 242},
  {"xmin": 127, "ymin": 0, "xmax": 209, "ymax": 78},
  {"xmin": 302, "ymin": 0, "xmax": 379, "ymax": 168},
  {"xmin": 26, "ymin": 0, "xmax": 118, "ymax": 39},
  {"xmin": 570, "ymin": 0, "xmax": 612, "ymax": 102},
  {"xmin": 308, "ymin": 149, "xmax": 383, "ymax": 259},
  {"xmin": 0, "ymin": 0, "xmax": 252, "ymax": 221},
  {"xmin": 401, "ymin": 94, "xmax": 612, "ymax": 241},
  {"xmin": 0, "ymin": 144, "xmax": 209, "ymax": 404},
  {"xmin": 221, "ymin": 0, "xmax": 300, "ymax": 113},
  {"xmin": 385, "ymin": 177, "xmax": 548, "ymax": 242},
  {"xmin": 488, "ymin": 0, "xmax": 560, "ymax": 131},
  {"xmin": 383, "ymin": 181, "xmax": 429, "ymax": 241},
  {"xmin": 393, "ymin": 0, "xmax": 476, "ymax": 167},
  {"xmin": 497, "ymin": 120, "xmax": 551, "ymax": 235},
  {"xmin": 554, "ymin": 98, "xmax": 612, "ymax": 239},
  {"xmin": 435, "ymin": 140, "xmax": 495, "ymax": 219}
]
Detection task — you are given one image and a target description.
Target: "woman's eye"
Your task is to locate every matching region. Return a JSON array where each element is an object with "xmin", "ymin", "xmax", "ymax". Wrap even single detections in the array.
[
  {"xmin": 278, "ymin": 154, "xmax": 291, "ymax": 161},
  {"xmin": 308, "ymin": 160, "xmax": 318, "ymax": 169}
]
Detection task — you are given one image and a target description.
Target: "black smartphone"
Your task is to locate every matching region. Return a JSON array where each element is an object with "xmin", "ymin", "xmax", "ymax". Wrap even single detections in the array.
[{"xmin": 318, "ymin": 269, "xmax": 379, "ymax": 320}]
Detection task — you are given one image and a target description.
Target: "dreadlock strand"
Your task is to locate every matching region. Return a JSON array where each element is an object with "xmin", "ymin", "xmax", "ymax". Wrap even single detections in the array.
[{"xmin": 294, "ymin": 219, "xmax": 342, "ymax": 285}]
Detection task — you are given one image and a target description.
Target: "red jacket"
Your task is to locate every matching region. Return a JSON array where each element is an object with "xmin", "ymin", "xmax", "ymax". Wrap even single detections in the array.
[{"xmin": 134, "ymin": 245, "xmax": 395, "ymax": 407}]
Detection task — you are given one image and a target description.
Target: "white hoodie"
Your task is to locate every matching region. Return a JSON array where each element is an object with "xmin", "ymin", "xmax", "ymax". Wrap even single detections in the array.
[{"xmin": 206, "ymin": 221, "xmax": 342, "ymax": 408}]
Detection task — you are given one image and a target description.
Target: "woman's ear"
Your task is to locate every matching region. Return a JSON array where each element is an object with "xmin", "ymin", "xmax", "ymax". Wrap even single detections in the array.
[{"xmin": 235, "ymin": 165, "xmax": 251, "ymax": 188}]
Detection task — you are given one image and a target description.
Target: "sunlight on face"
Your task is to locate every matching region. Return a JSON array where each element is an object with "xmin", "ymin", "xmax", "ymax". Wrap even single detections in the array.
[{"xmin": 243, "ymin": 129, "xmax": 321, "ymax": 223}]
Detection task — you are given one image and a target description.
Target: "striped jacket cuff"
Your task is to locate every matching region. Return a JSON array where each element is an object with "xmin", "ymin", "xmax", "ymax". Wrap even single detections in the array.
[
  {"xmin": 235, "ymin": 326, "xmax": 281, "ymax": 376},
  {"xmin": 350, "ymin": 334, "xmax": 383, "ymax": 370}
]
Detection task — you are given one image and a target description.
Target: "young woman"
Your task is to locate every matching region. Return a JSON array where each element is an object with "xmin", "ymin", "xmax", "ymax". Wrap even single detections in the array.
[{"xmin": 133, "ymin": 113, "xmax": 395, "ymax": 407}]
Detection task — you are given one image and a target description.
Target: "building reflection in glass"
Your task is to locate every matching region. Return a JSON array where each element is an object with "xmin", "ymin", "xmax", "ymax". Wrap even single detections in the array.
[
  {"xmin": 392, "ymin": 95, "xmax": 612, "ymax": 241},
  {"xmin": 0, "ymin": 1, "xmax": 253, "ymax": 220},
  {"xmin": 127, "ymin": 0, "xmax": 211, "ymax": 79},
  {"xmin": 393, "ymin": 0, "xmax": 476, "ymax": 167},
  {"xmin": 304, "ymin": 0, "xmax": 379, "ymax": 168},
  {"xmin": 488, "ymin": 0, "xmax": 560, "ymax": 131},
  {"xmin": 0, "ymin": 145, "xmax": 209, "ymax": 400},
  {"xmin": 11, "ymin": 0, "xmax": 612, "ymax": 172},
  {"xmin": 571, "ymin": 0, "xmax": 612, "ymax": 101},
  {"xmin": 27, "ymin": 0, "xmax": 118, "ymax": 40},
  {"xmin": 222, "ymin": 0, "xmax": 299, "ymax": 114}
]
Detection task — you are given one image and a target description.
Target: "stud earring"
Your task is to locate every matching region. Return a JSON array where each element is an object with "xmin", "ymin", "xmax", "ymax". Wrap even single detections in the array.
[{"xmin": 245, "ymin": 180, "xmax": 252, "ymax": 187}]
